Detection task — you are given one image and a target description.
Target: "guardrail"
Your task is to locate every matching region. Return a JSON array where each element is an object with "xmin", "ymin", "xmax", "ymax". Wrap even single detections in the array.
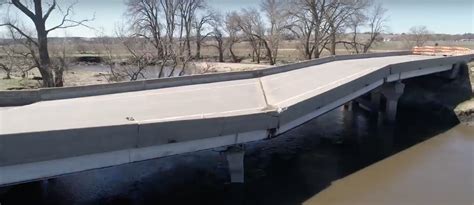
[{"xmin": 0, "ymin": 51, "xmax": 421, "ymax": 107}]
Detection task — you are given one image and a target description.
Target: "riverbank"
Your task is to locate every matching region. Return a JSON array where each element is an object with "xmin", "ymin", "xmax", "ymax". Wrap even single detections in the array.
[
  {"xmin": 455, "ymin": 98, "xmax": 474, "ymax": 126},
  {"xmin": 454, "ymin": 62, "xmax": 474, "ymax": 125}
]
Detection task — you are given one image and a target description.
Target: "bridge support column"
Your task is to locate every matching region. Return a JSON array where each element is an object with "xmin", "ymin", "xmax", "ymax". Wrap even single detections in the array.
[
  {"xmin": 353, "ymin": 91, "xmax": 381, "ymax": 115},
  {"xmin": 343, "ymin": 101, "xmax": 359, "ymax": 111},
  {"xmin": 447, "ymin": 63, "xmax": 461, "ymax": 80},
  {"xmin": 343, "ymin": 103, "xmax": 351, "ymax": 110},
  {"xmin": 225, "ymin": 145, "xmax": 245, "ymax": 183},
  {"xmin": 381, "ymin": 82, "xmax": 405, "ymax": 123},
  {"xmin": 371, "ymin": 90, "xmax": 382, "ymax": 111}
]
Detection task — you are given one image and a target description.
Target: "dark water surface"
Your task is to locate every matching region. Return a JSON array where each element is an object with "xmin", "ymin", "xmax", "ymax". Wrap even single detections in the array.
[{"xmin": 0, "ymin": 103, "xmax": 460, "ymax": 205}]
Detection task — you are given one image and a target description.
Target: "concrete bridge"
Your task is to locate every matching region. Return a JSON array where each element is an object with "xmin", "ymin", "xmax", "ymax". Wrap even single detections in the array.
[{"xmin": 0, "ymin": 51, "xmax": 472, "ymax": 186}]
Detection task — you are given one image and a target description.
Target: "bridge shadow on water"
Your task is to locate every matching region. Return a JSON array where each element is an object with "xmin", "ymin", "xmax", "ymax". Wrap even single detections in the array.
[{"xmin": 0, "ymin": 99, "xmax": 461, "ymax": 205}]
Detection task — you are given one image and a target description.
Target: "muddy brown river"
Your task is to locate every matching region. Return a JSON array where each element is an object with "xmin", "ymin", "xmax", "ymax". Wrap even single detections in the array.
[{"xmin": 0, "ymin": 102, "xmax": 470, "ymax": 205}]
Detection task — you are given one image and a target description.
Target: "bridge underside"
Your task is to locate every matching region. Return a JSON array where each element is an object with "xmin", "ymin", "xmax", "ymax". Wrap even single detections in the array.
[{"xmin": 0, "ymin": 54, "xmax": 472, "ymax": 186}]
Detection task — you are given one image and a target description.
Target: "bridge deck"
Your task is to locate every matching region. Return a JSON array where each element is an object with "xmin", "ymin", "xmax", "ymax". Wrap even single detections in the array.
[
  {"xmin": 1, "ymin": 53, "xmax": 472, "ymax": 186},
  {"xmin": 1, "ymin": 55, "xmax": 439, "ymax": 135}
]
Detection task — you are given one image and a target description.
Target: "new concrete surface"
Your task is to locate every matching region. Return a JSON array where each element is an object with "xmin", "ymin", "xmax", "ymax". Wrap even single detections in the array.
[
  {"xmin": 1, "ymin": 78, "xmax": 268, "ymax": 134},
  {"xmin": 304, "ymin": 125, "xmax": 474, "ymax": 205},
  {"xmin": 0, "ymin": 55, "xmax": 441, "ymax": 135},
  {"xmin": 261, "ymin": 55, "xmax": 439, "ymax": 107}
]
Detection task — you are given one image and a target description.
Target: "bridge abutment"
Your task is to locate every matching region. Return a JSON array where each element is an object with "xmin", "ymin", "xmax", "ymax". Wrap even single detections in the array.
[
  {"xmin": 381, "ymin": 82, "xmax": 406, "ymax": 123},
  {"xmin": 224, "ymin": 145, "xmax": 245, "ymax": 183}
]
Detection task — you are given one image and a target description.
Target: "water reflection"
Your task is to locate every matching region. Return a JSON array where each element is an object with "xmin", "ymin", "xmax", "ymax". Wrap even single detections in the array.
[{"xmin": 0, "ymin": 103, "xmax": 460, "ymax": 205}]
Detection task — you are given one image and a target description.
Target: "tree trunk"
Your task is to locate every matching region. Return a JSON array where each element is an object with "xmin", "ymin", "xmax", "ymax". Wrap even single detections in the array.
[
  {"xmin": 54, "ymin": 61, "xmax": 65, "ymax": 87},
  {"xmin": 185, "ymin": 23, "xmax": 192, "ymax": 58},
  {"xmin": 37, "ymin": 27, "xmax": 55, "ymax": 87},
  {"xmin": 216, "ymin": 39, "xmax": 224, "ymax": 62},
  {"xmin": 0, "ymin": 64, "xmax": 11, "ymax": 79},
  {"xmin": 229, "ymin": 44, "xmax": 238, "ymax": 63},
  {"xmin": 305, "ymin": 48, "xmax": 312, "ymax": 60},
  {"xmin": 195, "ymin": 38, "xmax": 201, "ymax": 59},
  {"xmin": 330, "ymin": 32, "xmax": 336, "ymax": 56},
  {"xmin": 54, "ymin": 71, "xmax": 64, "ymax": 87},
  {"xmin": 313, "ymin": 48, "xmax": 321, "ymax": 59},
  {"xmin": 186, "ymin": 36, "xmax": 192, "ymax": 57},
  {"xmin": 262, "ymin": 40, "xmax": 274, "ymax": 65},
  {"xmin": 256, "ymin": 43, "xmax": 261, "ymax": 64},
  {"xmin": 304, "ymin": 39, "xmax": 312, "ymax": 60},
  {"xmin": 218, "ymin": 49, "xmax": 224, "ymax": 62}
]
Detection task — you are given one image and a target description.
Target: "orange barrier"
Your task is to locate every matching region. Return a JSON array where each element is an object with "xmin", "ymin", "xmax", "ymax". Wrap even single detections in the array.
[{"xmin": 413, "ymin": 46, "xmax": 473, "ymax": 56}]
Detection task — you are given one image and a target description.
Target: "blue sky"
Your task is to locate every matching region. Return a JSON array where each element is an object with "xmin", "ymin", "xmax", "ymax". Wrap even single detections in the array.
[{"xmin": 7, "ymin": 0, "xmax": 474, "ymax": 37}]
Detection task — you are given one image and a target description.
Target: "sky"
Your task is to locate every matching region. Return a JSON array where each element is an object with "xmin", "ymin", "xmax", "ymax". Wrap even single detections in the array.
[{"xmin": 3, "ymin": 0, "xmax": 474, "ymax": 37}]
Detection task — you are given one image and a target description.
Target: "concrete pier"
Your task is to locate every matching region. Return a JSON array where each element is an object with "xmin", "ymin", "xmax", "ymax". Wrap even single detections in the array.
[
  {"xmin": 381, "ymin": 82, "xmax": 406, "ymax": 122},
  {"xmin": 225, "ymin": 145, "xmax": 245, "ymax": 183},
  {"xmin": 370, "ymin": 90, "xmax": 382, "ymax": 111}
]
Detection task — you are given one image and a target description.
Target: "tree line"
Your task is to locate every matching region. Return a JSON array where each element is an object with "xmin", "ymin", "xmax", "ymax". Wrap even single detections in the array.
[{"xmin": 0, "ymin": 0, "xmax": 433, "ymax": 87}]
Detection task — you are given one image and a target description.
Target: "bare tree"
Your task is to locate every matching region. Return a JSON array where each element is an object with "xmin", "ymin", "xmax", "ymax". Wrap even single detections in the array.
[
  {"xmin": 235, "ymin": 8, "xmax": 264, "ymax": 63},
  {"xmin": 209, "ymin": 12, "xmax": 225, "ymax": 62},
  {"xmin": 340, "ymin": 2, "xmax": 387, "ymax": 54},
  {"xmin": 287, "ymin": 0, "xmax": 379, "ymax": 58},
  {"xmin": 49, "ymin": 36, "xmax": 73, "ymax": 86},
  {"xmin": 98, "ymin": 30, "xmax": 153, "ymax": 82},
  {"xmin": 193, "ymin": 9, "xmax": 214, "ymax": 59},
  {"xmin": 120, "ymin": 37, "xmax": 153, "ymax": 81},
  {"xmin": 126, "ymin": 0, "xmax": 191, "ymax": 78},
  {"xmin": 96, "ymin": 36, "xmax": 124, "ymax": 82},
  {"xmin": 288, "ymin": 0, "xmax": 334, "ymax": 59},
  {"xmin": 127, "ymin": 0, "xmax": 162, "ymax": 54},
  {"xmin": 224, "ymin": 11, "xmax": 242, "ymax": 63},
  {"xmin": 362, "ymin": 3, "xmax": 386, "ymax": 53},
  {"xmin": 177, "ymin": 0, "xmax": 205, "ymax": 58},
  {"xmin": 0, "ymin": 44, "xmax": 16, "ymax": 79},
  {"xmin": 0, "ymin": 0, "xmax": 93, "ymax": 87},
  {"xmin": 406, "ymin": 25, "xmax": 432, "ymax": 47},
  {"xmin": 236, "ymin": 6, "xmax": 291, "ymax": 65},
  {"xmin": 325, "ymin": 0, "xmax": 369, "ymax": 55},
  {"xmin": 260, "ymin": 0, "xmax": 292, "ymax": 65}
]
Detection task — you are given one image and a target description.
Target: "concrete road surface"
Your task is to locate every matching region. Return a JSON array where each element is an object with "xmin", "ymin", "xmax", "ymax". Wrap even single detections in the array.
[{"xmin": 0, "ymin": 55, "xmax": 441, "ymax": 135}]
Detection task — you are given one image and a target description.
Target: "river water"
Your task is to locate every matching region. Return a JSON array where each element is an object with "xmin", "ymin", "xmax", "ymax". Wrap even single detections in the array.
[{"xmin": 0, "ymin": 102, "xmax": 465, "ymax": 205}]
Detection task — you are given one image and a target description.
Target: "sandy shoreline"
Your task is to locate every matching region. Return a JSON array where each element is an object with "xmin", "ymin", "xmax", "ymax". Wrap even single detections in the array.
[
  {"xmin": 455, "ymin": 63, "xmax": 474, "ymax": 125},
  {"xmin": 455, "ymin": 99, "xmax": 474, "ymax": 126}
]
